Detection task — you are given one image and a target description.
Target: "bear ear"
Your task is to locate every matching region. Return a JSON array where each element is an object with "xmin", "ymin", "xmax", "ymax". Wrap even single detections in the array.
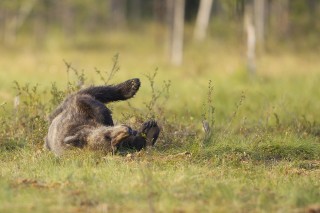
[
  {"xmin": 64, "ymin": 135, "xmax": 86, "ymax": 148},
  {"xmin": 64, "ymin": 135, "xmax": 79, "ymax": 145}
]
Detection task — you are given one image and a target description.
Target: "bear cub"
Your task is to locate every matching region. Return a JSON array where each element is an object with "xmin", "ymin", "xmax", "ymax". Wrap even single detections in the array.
[{"xmin": 45, "ymin": 78, "xmax": 160, "ymax": 156}]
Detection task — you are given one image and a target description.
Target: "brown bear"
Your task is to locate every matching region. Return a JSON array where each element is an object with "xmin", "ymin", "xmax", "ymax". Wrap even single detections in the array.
[{"xmin": 45, "ymin": 78, "xmax": 160, "ymax": 156}]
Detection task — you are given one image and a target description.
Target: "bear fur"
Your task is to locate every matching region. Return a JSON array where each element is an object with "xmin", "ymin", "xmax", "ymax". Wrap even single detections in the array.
[{"xmin": 45, "ymin": 78, "xmax": 160, "ymax": 156}]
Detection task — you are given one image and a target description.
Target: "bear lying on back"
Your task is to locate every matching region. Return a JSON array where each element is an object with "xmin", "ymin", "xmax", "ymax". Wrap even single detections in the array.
[{"xmin": 45, "ymin": 78, "xmax": 160, "ymax": 156}]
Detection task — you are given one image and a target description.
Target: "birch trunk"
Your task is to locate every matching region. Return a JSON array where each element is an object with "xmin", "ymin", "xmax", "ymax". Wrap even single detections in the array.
[
  {"xmin": 194, "ymin": 0, "xmax": 213, "ymax": 41},
  {"xmin": 254, "ymin": 0, "xmax": 266, "ymax": 49},
  {"xmin": 244, "ymin": 4, "xmax": 256, "ymax": 75},
  {"xmin": 168, "ymin": 0, "xmax": 185, "ymax": 66}
]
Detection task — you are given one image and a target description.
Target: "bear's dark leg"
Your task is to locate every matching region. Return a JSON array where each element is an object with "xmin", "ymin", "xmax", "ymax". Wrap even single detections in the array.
[
  {"xmin": 48, "ymin": 79, "xmax": 140, "ymax": 123},
  {"xmin": 78, "ymin": 78, "xmax": 140, "ymax": 104},
  {"xmin": 117, "ymin": 135, "xmax": 147, "ymax": 151},
  {"xmin": 139, "ymin": 120, "xmax": 160, "ymax": 146},
  {"xmin": 75, "ymin": 95, "xmax": 114, "ymax": 125},
  {"xmin": 117, "ymin": 120, "xmax": 160, "ymax": 151}
]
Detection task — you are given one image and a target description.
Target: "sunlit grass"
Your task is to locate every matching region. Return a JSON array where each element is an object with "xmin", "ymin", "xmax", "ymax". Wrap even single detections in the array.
[{"xmin": 0, "ymin": 29, "xmax": 320, "ymax": 212}]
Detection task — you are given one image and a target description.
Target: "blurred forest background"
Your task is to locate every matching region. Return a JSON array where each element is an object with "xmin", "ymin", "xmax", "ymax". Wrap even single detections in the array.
[
  {"xmin": 0, "ymin": 0, "xmax": 320, "ymax": 102},
  {"xmin": 1, "ymin": 0, "xmax": 320, "ymax": 56}
]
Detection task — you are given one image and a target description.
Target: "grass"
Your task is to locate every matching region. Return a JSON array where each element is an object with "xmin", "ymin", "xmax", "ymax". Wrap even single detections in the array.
[
  {"xmin": 1, "ymin": 142, "xmax": 319, "ymax": 212},
  {"xmin": 0, "ymin": 29, "xmax": 320, "ymax": 212}
]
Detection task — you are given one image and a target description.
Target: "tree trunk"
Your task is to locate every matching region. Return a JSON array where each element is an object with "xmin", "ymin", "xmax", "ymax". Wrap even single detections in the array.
[
  {"xmin": 270, "ymin": 0, "xmax": 289, "ymax": 38},
  {"xmin": 167, "ymin": 0, "xmax": 185, "ymax": 66},
  {"xmin": 153, "ymin": 0, "xmax": 166, "ymax": 45},
  {"xmin": 194, "ymin": 0, "xmax": 214, "ymax": 41},
  {"xmin": 55, "ymin": 1, "xmax": 75, "ymax": 36},
  {"xmin": 128, "ymin": 0, "xmax": 141, "ymax": 22},
  {"xmin": 33, "ymin": 11, "xmax": 47, "ymax": 45},
  {"xmin": 244, "ymin": 3, "xmax": 256, "ymax": 75},
  {"xmin": 0, "ymin": 8, "xmax": 6, "ymax": 42},
  {"xmin": 4, "ymin": 0, "xmax": 37, "ymax": 45},
  {"xmin": 108, "ymin": 0, "xmax": 127, "ymax": 29},
  {"xmin": 254, "ymin": 0, "xmax": 266, "ymax": 49},
  {"xmin": 154, "ymin": 0, "xmax": 166, "ymax": 24}
]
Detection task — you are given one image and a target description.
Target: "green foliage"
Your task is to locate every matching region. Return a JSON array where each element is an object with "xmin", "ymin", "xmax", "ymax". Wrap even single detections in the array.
[
  {"xmin": 95, "ymin": 53, "xmax": 120, "ymax": 85},
  {"xmin": 1, "ymin": 51, "xmax": 320, "ymax": 212}
]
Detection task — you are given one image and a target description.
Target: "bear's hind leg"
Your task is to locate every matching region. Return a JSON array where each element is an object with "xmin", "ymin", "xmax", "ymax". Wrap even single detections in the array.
[{"xmin": 78, "ymin": 78, "xmax": 140, "ymax": 104}]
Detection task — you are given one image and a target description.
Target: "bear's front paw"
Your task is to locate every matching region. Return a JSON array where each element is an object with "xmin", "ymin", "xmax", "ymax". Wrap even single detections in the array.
[{"xmin": 139, "ymin": 120, "xmax": 160, "ymax": 146}]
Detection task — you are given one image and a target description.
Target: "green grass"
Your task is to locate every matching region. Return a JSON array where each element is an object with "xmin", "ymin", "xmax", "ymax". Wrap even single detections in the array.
[
  {"xmin": 0, "ymin": 30, "xmax": 320, "ymax": 212},
  {"xmin": 1, "ymin": 139, "xmax": 319, "ymax": 213}
]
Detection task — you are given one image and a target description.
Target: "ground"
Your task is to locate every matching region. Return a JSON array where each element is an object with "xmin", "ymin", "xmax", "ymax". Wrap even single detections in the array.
[{"xmin": 0, "ymin": 30, "xmax": 319, "ymax": 212}]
